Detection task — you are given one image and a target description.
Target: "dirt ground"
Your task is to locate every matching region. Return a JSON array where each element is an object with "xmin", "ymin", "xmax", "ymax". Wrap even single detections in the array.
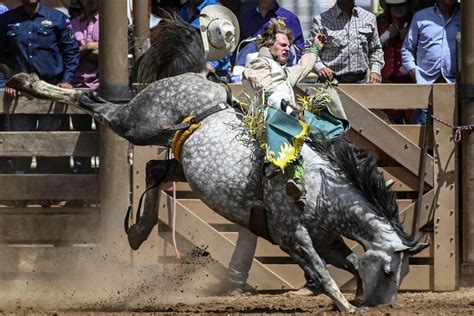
[
  {"xmin": 1, "ymin": 291, "xmax": 473, "ymax": 315},
  {"xmin": 0, "ymin": 272, "xmax": 474, "ymax": 315},
  {"xmin": 0, "ymin": 247, "xmax": 472, "ymax": 315}
]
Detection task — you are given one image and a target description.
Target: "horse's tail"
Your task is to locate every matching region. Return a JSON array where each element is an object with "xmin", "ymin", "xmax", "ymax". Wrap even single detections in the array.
[{"xmin": 130, "ymin": 14, "xmax": 207, "ymax": 87}]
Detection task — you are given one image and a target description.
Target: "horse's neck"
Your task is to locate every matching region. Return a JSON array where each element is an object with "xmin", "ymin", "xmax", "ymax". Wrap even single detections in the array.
[{"xmin": 345, "ymin": 208, "xmax": 403, "ymax": 252}]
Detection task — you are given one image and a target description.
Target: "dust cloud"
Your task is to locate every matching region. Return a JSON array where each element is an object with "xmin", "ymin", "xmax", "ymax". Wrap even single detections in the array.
[{"xmin": 0, "ymin": 241, "xmax": 223, "ymax": 312}]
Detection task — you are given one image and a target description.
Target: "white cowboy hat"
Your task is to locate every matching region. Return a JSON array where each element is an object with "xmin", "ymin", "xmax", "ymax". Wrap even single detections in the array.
[{"xmin": 199, "ymin": 5, "xmax": 239, "ymax": 61}]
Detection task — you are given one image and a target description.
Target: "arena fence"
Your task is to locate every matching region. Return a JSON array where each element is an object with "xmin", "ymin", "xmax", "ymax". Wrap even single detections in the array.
[{"xmin": 0, "ymin": 83, "xmax": 459, "ymax": 292}]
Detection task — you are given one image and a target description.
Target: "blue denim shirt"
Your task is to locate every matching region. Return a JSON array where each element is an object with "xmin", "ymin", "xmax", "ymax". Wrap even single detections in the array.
[
  {"xmin": 0, "ymin": 4, "xmax": 79, "ymax": 87},
  {"xmin": 179, "ymin": 0, "xmax": 230, "ymax": 72},
  {"xmin": 401, "ymin": 5, "xmax": 460, "ymax": 83}
]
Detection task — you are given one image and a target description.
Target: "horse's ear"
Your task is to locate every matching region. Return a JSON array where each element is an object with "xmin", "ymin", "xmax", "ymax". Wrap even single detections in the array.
[
  {"xmin": 406, "ymin": 242, "xmax": 430, "ymax": 255},
  {"xmin": 394, "ymin": 242, "xmax": 429, "ymax": 255}
]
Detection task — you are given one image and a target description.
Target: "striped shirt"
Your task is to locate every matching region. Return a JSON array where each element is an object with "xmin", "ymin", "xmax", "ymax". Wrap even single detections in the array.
[{"xmin": 306, "ymin": 4, "xmax": 384, "ymax": 77}]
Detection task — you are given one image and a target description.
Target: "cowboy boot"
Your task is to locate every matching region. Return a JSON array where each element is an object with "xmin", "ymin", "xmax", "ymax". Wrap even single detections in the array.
[{"xmin": 286, "ymin": 179, "xmax": 306, "ymax": 211}]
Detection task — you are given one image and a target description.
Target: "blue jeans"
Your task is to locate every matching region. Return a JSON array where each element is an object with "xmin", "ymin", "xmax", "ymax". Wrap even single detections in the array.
[
  {"xmin": 409, "ymin": 109, "xmax": 428, "ymax": 124},
  {"xmin": 228, "ymin": 228, "xmax": 257, "ymax": 290},
  {"xmin": 228, "ymin": 227, "xmax": 317, "ymax": 291}
]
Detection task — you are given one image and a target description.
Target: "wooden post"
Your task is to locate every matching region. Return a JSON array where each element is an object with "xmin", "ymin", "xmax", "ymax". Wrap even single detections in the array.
[
  {"xmin": 99, "ymin": 0, "xmax": 131, "ymax": 261},
  {"xmin": 432, "ymin": 84, "xmax": 458, "ymax": 291},
  {"xmin": 460, "ymin": 0, "xmax": 474, "ymax": 276},
  {"xmin": 133, "ymin": 0, "xmax": 150, "ymax": 58}
]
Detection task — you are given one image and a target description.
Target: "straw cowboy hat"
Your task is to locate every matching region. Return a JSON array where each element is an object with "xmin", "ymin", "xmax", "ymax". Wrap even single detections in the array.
[{"xmin": 199, "ymin": 5, "xmax": 239, "ymax": 61}]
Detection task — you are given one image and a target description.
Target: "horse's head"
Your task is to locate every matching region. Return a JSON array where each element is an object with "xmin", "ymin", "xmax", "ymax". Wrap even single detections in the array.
[{"xmin": 358, "ymin": 242, "xmax": 429, "ymax": 307}]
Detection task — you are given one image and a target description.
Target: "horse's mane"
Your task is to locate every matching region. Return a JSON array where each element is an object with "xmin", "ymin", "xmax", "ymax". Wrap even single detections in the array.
[
  {"xmin": 130, "ymin": 14, "xmax": 206, "ymax": 86},
  {"xmin": 310, "ymin": 137, "xmax": 418, "ymax": 247}
]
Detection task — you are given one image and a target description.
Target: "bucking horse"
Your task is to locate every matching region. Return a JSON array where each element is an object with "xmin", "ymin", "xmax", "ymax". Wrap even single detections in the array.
[{"xmin": 6, "ymin": 15, "xmax": 428, "ymax": 312}]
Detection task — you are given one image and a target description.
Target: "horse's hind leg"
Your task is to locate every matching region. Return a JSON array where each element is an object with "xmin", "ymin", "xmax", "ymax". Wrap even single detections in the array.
[
  {"xmin": 127, "ymin": 158, "xmax": 186, "ymax": 250},
  {"xmin": 280, "ymin": 225, "xmax": 355, "ymax": 312},
  {"xmin": 317, "ymin": 236, "xmax": 364, "ymax": 305}
]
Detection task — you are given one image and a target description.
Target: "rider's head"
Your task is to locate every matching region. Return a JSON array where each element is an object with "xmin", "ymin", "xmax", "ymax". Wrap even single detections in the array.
[{"xmin": 257, "ymin": 18, "xmax": 294, "ymax": 65}]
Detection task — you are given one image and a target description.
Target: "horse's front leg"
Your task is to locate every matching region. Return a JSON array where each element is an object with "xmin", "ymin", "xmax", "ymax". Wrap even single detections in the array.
[
  {"xmin": 127, "ymin": 158, "xmax": 186, "ymax": 250},
  {"xmin": 280, "ymin": 225, "xmax": 356, "ymax": 313},
  {"xmin": 316, "ymin": 236, "xmax": 364, "ymax": 305}
]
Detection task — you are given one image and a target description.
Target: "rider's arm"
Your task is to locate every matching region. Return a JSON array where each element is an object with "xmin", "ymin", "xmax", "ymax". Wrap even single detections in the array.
[
  {"xmin": 287, "ymin": 52, "xmax": 317, "ymax": 86},
  {"xmin": 242, "ymin": 57, "xmax": 273, "ymax": 92},
  {"xmin": 288, "ymin": 31, "xmax": 324, "ymax": 85}
]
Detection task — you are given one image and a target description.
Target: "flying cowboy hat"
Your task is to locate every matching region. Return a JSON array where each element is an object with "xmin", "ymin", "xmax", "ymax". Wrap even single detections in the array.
[{"xmin": 199, "ymin": 5, "xmax": 240, "ymax": 61}]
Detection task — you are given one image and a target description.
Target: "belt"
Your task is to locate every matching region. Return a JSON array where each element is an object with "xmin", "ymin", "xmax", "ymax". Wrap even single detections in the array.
[{"xmin": 335, "ymin": 72, "xmax": 367, "ymax": 83}]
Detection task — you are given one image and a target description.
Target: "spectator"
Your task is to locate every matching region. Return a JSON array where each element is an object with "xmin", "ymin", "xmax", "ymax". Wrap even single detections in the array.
[
  {"xmin": 0, "ymin": 2, "xmax": 8, "ymax": 15},
  {"xmin": 179, "ymin": 0, "xmax": 233, "ymax": 82},
  {"xmin": 69, "ymin": 0, "xmax": 98, "ymax": 175},
  {"xmin": 238, "ymin": 0, "xmax": 304, "ymax": 56},
  {"xmin": 71, "ymin": 0, "xmax": 99, "ymax": 89},
  {"xmin": 378, "ymin": 0, "xmax": 412, "ymax": 123},
  {"xmin": 307, "ymin": 0, "xmax": 384, "ymax": 84},
  {"xmin": 401, "ymin": 0, "xmax": 460, "ymax": 124},
  {"xmin": 0, "ymin": 0, "xmax": 79, "ymax": 174},
  {"xmin": 68, "ymin": 0, "xmax": 83, "ymax": 19}
]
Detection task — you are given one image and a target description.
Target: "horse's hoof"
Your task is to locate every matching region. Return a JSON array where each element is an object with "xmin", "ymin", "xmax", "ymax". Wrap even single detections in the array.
[{"xmin": 126, "ymin": 224, "xmax": 146, "ymax": 250}]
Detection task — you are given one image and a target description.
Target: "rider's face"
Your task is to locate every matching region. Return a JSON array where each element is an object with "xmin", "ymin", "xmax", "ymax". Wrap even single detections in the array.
[{"xmin": 269, "ymin": 33, "xmax": 290, "ymax": 65}]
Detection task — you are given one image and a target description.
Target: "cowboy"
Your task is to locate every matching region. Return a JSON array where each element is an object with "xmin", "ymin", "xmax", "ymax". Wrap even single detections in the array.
[
  {"xmin": 227, "ymin": 19, "xmax": 352, "ymax": 296},
  {"xmin": 242, "ymin": 18, "xmax": 326, "ymax": 209}
]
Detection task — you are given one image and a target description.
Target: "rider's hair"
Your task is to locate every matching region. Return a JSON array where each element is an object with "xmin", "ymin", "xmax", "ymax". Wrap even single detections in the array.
[{"xmin": 256, "ymin": 18, "xmax": 294, "ymax": 49}]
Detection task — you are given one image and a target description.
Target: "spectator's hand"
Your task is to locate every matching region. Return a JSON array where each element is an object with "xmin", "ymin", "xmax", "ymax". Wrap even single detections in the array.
[
  {"xmin": 87, "ymin": 42, "xmax": 99, "ymax": 52},
  {"xmin": 367, "ymin": 72, "xmax": 381, "ymax": 84},
  {"xmin": 313, "ymin": 33, "xmax": 326, "ymax": 48},
  {"xmin": 388, "ymin": 23, "xmax": 399, "ymax": 39},
  {"xmin": 408, "ymin": 69, "xmax": 416, "ymax": 82},
  {"xmin": 318, "ymin": 67, "xmax": 335, "ymax": 80},
  {"xmin": 5, "ymin": 87, "xmax": 17, "ymax": 98},
  {"xmin": 57, "ymin": 82, "xmax": 73, "ymax": 89},
  {"xmin": 206, "ymin": 63, "xmax": 216, "ymax": 73}
]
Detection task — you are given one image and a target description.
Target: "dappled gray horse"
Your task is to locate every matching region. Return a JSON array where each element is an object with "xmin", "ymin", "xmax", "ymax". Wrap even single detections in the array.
[{"xmin": 8, "ymin": 70, "xmax": 428, "ymax": 312}]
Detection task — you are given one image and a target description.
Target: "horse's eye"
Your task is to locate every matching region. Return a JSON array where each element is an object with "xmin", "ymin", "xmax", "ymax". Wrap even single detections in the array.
[{"xmin": 383, "ymin": 264, "xmax": 393, "ymax": 276}]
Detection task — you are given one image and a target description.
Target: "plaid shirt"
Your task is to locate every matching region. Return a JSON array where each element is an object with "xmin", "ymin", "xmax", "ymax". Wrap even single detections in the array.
[{"xmin": 306, "ymin": 4, "xmax": 384, "ymax": 77}]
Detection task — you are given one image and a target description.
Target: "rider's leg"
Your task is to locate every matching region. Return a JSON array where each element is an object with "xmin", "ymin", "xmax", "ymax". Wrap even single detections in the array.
[
  {"xmin": 286, "ymin": 160, "xmax": 306, "ymax": 210},
  {"xmin": 227, "ymin": 227, "xmax": 258, "ymax": 295},
  {"xmin": 127, "ymin": 158, "xmax": 186, "ymax": 250}
]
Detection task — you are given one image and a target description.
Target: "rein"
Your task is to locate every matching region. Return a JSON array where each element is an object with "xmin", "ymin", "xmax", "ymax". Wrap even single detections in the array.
[{"xmin": 161, "ymin": 102, "xmax": 228, "ymax": 131}]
